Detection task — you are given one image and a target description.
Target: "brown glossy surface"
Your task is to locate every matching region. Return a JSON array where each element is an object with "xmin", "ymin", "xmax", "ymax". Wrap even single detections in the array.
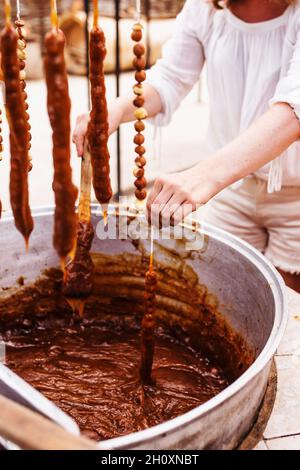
[
  {"xmin": 44, "ymin": 29, "xmax": 78, "ymax": 260},
  {"xmin": 0, "ymin": 24, "xmax": 33, "ymax": 243},
  {"xmin": 0, "ymin": 248, "xmax": 254, "ymax": 443},
  {"xmin": 2, "ymin": 310, "xmax": 229, "ymax": 442},
  {"xmin": 15, "ymin": 20, "xmax": 32, "ymax": 170},
  {"xmin": 63, "ymin": 220, "xmax": 95, "ymax": 304},
  {"xmin": 87, "ymin": 27, "xmax": 112, "ymax": 204}
]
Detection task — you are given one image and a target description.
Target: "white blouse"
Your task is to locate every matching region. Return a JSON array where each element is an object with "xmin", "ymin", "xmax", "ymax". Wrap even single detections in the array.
[{"xmin": 146, "ymin": 0, "xmax": 300, "ymax": 191}]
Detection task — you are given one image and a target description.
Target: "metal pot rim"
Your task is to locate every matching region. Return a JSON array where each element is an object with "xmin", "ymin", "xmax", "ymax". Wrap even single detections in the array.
[{"xmin": 2, "ymin": 205, "xmax": 288, "ymax": 449}]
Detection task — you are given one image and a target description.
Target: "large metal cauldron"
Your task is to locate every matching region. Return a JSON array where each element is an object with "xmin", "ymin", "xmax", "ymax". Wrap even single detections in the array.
[{"xmin": 0, "ymin": 206, "xmax": 287, "ymax": 450}]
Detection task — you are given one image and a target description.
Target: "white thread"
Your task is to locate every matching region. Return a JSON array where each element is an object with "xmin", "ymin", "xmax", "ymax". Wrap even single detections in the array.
[
  {"xmin": 135, "ymin": 0, "xmax": 141, "ymax": 23},
  {"xmin": 53, "ymin": 0, "xmax": 58, "ymax": 16},
  {"xmin": 150, "ymin": 224, "xmax": 154, "ymax": 257},
  {"xmin": 16, "ymin": 0, "xmax": 21, "ymax": 21}
]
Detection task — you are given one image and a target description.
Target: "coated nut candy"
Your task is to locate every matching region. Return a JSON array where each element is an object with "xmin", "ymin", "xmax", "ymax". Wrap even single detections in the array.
[
  {"xmin": 135, "ymin": 189, "xmax": 147, "ymax": 200},
  {"xmin": 133, "ymin": 84, "xmax": 143, "ymax": 96},
  {"xmin": 135, "ymin": 70, "xmax": 146, "ymax": 83},
  {"xmin": 135, "ymin": 156, "xmax": 146, "ymax": 167},
  {"xmin": 133, "ymin": 44, "xmax": 145, "ymax": 57},
  {"xmin": 133, "ymin": 96, "xmax": 145, "ymax": 108},
  {"xmin": 134, "ymin": 120, "xmax": 145, "ymax": 132},
  {"xmin": 135, "ymin": 145, "xmax": 146, "ymax": 155},
  {"xmin": 1, "ymin": 23, "xmax": 34, "ymax": 242},
  {"xmin": 133, "ymin": 57, "xmax": 146, "ymax": 71},
  {"xmin": 44, "ymin": 29, "xmax": 78, "ymax": 259},
  {"xmin": 134, "ymin": 133, "xmax": 145, "ymax": 145},
  {"xmin": 87, "ymin": 27, "xmax": 112, "ymax": 205},
  {"xmin": 134, "ymin": 108, "xmax": 148, "ymax": 120}
]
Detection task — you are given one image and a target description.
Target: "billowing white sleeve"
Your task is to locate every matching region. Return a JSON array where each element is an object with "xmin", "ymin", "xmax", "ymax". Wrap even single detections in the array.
[
  {"xmin": 146, "ymin": 0, "xmax": 212, "ymax": 126},
  {"xmin": 270, "ymin": 8, "xmax": 300, "ymax": 120}
]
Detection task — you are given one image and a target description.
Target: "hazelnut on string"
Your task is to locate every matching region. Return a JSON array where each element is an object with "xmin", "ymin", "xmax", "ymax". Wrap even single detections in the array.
[
  {"xmin": 131, "ymin": 20, "xmax": 148, "ymax": 210},
  {"xmin": 132, "ymin": 2, "xmax": 158, "ymax": 386},
  {"xmin": 15, "ymin": 2, "xmax": 32, "ymax": 172}
]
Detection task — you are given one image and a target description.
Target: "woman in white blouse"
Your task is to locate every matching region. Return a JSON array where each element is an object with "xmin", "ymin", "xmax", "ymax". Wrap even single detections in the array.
[{"xmin": 73, "ymin": 0, "xmax": 300, "ymax": 291}]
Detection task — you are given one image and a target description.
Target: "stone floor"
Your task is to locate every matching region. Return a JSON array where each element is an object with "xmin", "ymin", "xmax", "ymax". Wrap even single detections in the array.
[
  {"xmin": 254, "ymin": 288, "xmax": 300, "ymax": 450},
  {"xmin": 1, "ymin": 73, "xmax": 299, "ymax": 450}
]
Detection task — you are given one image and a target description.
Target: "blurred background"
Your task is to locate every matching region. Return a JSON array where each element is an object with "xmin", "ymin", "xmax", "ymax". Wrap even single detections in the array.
[{"xmin": 0, "ymin": 0, "xmax": 209, "ymax": 211}]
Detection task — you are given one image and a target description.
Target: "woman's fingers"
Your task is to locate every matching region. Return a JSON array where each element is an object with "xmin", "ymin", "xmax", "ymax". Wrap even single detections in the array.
[
  {"xmin": 75, "ymin": 135, "xmax": 85, "ymax": 158},
  {"xmin": 72, "ymin": 114, "xmax": 89, "ymax": 157},
  {"xmin": 171, "ymin": 202, "xmax": 195, "ymax": 226},
  {"xmin": 149, "ymin": 188, "xmax": 174, "ymax": 226},
  {"xmin": 146, "ymin": 179, "xmax": 163, "ymax": 223},
  {"xmin": 160, "ymin": 194, "xmax": 186, "ymax": 226},
  {"xmin": 146, "ymin": 179, "xmax": 163, "ymax": 208},
  {"xmin": 146, "ymin": 177, "xmax": 190, "ymax": 227}
]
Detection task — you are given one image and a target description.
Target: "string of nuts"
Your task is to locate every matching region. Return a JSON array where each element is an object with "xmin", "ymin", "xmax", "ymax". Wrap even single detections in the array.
[
  {"xmin": 131, "ymin": 22, "xmax": 147, "ymax": 202},
  {"xmin": 15, "ymin": 19, "xmax": 32, "ymax": 172}
]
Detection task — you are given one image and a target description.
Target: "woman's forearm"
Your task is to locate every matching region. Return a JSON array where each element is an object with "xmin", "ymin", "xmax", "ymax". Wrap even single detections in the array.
[
  {"xmin": 204, "ymin": 102, "xmax": 300, "ymax": 194},
  {"xmin": 73, "ymin": 84, "xmax": 163, "ymax": 156},
  {"xmin": 112, "ymin": 84, "xmax": 163, "ymax": 125},
  {"xmin": 146, "ymin": 102, "xmax": 300, "ymax": 225}
]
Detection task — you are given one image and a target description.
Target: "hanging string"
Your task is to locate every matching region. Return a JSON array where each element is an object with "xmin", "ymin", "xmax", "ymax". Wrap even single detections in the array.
[
  {"xmin": 16, "ymin": 0, "xmax": 21, "ymax": 21},
  {"xmin": 50, "ymin": 0, "xmax": 58, "ymax": 29},
  {"xmin": 4, "ymin": 0, "xmax": 11, "ymax": 25},
  {"xmin": 93, "ymin": 0, "xmax": 99, "ymax": 28},
  {"xmin": 149, "ymin": 224, "xmax": 155, "ymax": 269},
  {"xmin": 135, "ymin": 0, "xmax": 141, "ymax": 23}
]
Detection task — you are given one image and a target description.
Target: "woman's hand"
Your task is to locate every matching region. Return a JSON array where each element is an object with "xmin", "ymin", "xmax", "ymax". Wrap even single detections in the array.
[
  {"xmin": 146, "ymin": 164, "xmax": 219, "ymax": 227},
  {"xmin": 72, "ymin": 113, "xmax": 89, "ymax": 157},
  {"xmin": 72, "ymin": 100, "xmax": 124, "ymax": 157}
]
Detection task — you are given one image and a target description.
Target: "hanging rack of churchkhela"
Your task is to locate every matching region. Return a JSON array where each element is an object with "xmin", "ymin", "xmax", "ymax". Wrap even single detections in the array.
[
  {"xmin": 131, "ymin": 0, "xmax": 158, "ymax": 385},
  {"xmin": 63, "ymin": 0, "xmax": 113, "ymax": 316},
  {"xmin": 86, "ymin": 0, "xmax": 112, "ymax": 225},
  {"xmin": 15, "ymin": 0, "xmax": 32, "ymax": 172},
  {"xmin": 0, "ymin": 0, "xmax": 34, "ymax": 248},
  {"xmin": 43, "ymin": 0, "xmax": 78, "ymax": 268}
]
